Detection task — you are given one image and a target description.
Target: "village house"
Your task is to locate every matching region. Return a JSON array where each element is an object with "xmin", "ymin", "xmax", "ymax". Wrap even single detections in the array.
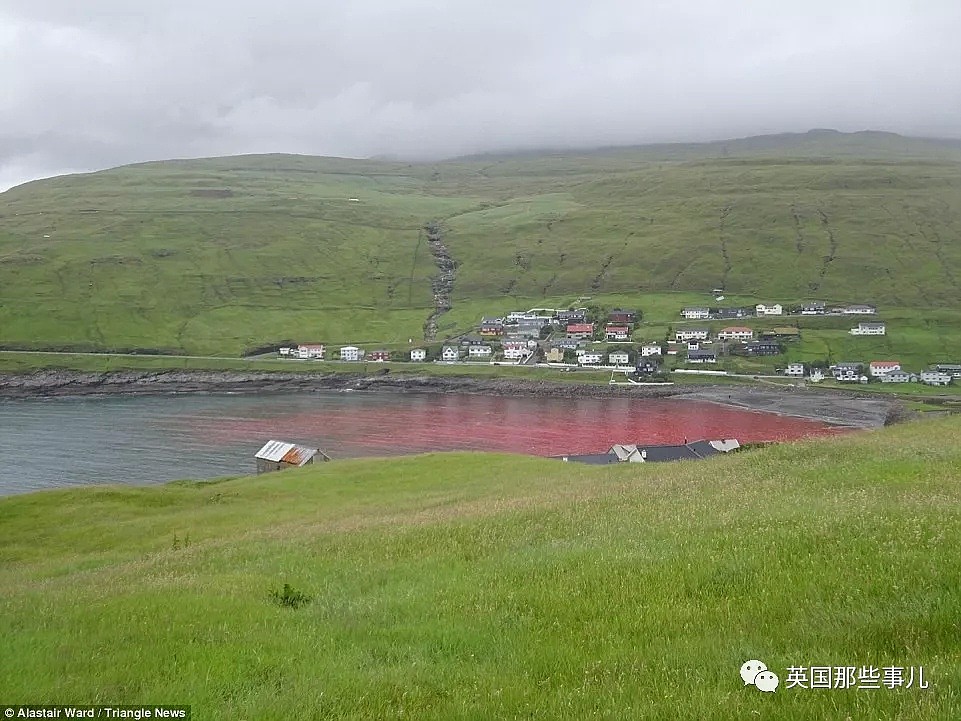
[
  {"xmin": 801, "ymin": 302, "xmax": 826, "ymax": 315},
  {"xmin": 367, "ymin": 349, "xmax": 390, "ymax": 362},
  {"xmin": 545, "ymin": 347, "xmax": 566, "ymax": 363},
  {"xmin": 459, "ymin": 335, "xmax": 489, "ymax": 347},
  {"xmin": 869, "ymin": 361, "xmax": 901, "ymax": 377},
  {"xmin": 840, "ymin": 304, "xmax": 877, "ymax": 315},
  {"xmin": 605, "ymin": 325, "xmax": 630, "ymax": 341},
  {"xmin": 920, "ymin": 370, "xmax": 953, "ymax": 386},
  {"xmin": 608, "ymin": 308, "xmax": 637, "ymax": 325},
  {"xmin": 760, "ymin": 327, "xmax": 801, "ymax": 341},
  {"xmin": 296, "ymin": 344, "xmax": 325, "ymax": 359},
  {"xmin": 641, "ymin": 342, "xmax": 662, "ymax": 357},
  {"xmin": 713, "ymin": 306, "xmax": 752, "ymax": 319},
  {"xmin": 934, "ymin": 364, "xmax": 961, "ymax": 378},
  {"xmin": 741, "ymin": 340, "xmax": 781, "ymax": 356},
  {"xmin": 339, "ymin": 346, "xmax": 361, "ymax": 362},
  {"xmin": 832, "ymin": 362, "xmax": 864, "ymax": 382},
  {"xmin": 784, "ymin": 363, "xmax": 805, "ymax": 377},
  {"xmin": 555, "ymin": 309, "xmax": 588, "ymax": 325},
  {"xmin": 479, "ymin": 317, "xmax": 505, "ymax": 337},
  {"xmin": 566, "ymin": 323, "xmax": 595, "ymax": 340},
  {"xmin": 578, "ymin": 351, "xmax": 604, "ymax": 365},
  {"xmin": 675, "ymin": 328, "xmax": 710, "ymax": 342},
  {"xmin": 635, "ymin": 359, "xmax": 660, "ymax": 375},
  {"xmin": 441, "ymin": 345, "xmax": 460, "ymax": 361},
  {"xmin": 755, "ymin": 303, "xmax": 783, "ymax": 316},
  {"xmin": 850, "ymin": 322, "xmax": 886, "ymax": 336},
  {"xmin": 608, "ymin": 351, "xmax": 630, "ymax": 366},
  {"xmin": 278, "ymin": 347, "xmax": 292, "ymax": 356},
  {"xmin": 717, "ymin": 326, "xmax": 754, "ymax": 341},
  {"xmin": 686, "ymin": 349, "xmax": 717, "ymax": 364},
  {"xmin": 254, "ymin": 440, "xmax": 328, "ymax": 474},
  {"xmin": 409, "ymin": 348, "xmax": 427, "ymax": 362},
  {"xmin": 880, "ymin": 371, "xmax": 917, "ymax": 383},
  {"xmin": 551, "ymin": 338, "xmax": 581, "ymax": 350},
  {"xmin": 681, "ymin": 306, "xmax": 710, "ymax": 320},
  {"xmin": 467, "ymin": 344, "xmax": 493, "ymax": 358},
  {"xmin": 502, "ymin": 342, "xmax": 528, "ymax": 360}
]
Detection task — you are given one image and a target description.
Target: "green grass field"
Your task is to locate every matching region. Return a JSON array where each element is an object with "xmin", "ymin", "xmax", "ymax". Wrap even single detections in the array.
[
  {"xmin": 2, "ymin": 416, "xmax": 960, "ymax": 719},
  {"xmin": 1, "ymin": 131, "xmax": 959, "ymax": 362}
]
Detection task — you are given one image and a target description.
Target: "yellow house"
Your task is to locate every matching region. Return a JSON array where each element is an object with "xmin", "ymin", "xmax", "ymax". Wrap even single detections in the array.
[{"xmin": 545, "ymin": 348, "xmax": 565, "ymax": 363}]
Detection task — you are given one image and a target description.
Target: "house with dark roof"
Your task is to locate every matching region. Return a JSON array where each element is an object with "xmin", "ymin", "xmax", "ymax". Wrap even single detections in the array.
[
  {"xmin": 556, "ymin": 439, "xmax": 740, "ymax": 464},
  {"xmin": 609, "ymin": 309, "xmax": 638, "ymax": 324},
  {"xmin": 686, "ymin": 349, "xmax": 717, "ymax": 364},
  {"xmin": 740, "ymin": 340, "xmax": 781, "ymax": 356}
]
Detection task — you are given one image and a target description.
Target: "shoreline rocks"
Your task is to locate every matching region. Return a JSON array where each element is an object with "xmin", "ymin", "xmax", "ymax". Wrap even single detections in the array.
[{"xmin": 0, "ymin": 369, "xmax": 898, "ymax": 428}]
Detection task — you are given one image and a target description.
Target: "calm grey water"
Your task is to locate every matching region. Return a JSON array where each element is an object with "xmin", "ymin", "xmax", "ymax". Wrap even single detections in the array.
[{"xmin": 0, "ymin": 390, "xmax": 839, "ymax": 497}]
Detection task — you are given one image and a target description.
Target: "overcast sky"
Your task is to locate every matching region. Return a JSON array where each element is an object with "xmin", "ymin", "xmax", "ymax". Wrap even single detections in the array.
[{"xmin": 1, "ymin": 0, "xmax": 959, "ymax": 189}]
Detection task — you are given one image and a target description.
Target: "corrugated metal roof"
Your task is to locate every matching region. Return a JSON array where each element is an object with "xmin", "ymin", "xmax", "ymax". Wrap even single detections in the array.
[{"xmin": 255, "ymin": 440, "xmax": 318, "ymax": 465}]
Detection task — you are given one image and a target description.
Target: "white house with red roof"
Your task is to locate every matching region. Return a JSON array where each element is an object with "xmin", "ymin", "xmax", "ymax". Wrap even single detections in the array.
[
  {"xmin": 605, "ymin": 325, "xmax": 630, "ymax": 341},
  {"xmin": 869, "ymin": 361, "xmax": 901, "ymax": 377}
]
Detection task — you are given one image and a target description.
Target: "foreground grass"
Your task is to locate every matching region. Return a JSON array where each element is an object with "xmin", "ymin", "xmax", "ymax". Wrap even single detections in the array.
[{"xmin": 2, "ymin": 417, "xmax": 961, "ymax": 719}]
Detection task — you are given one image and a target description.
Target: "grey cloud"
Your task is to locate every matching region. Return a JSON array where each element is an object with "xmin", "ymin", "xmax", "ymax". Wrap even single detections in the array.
[{"xmin": 1, "ymin": 0, "xmax": 959, "ymax": 189}]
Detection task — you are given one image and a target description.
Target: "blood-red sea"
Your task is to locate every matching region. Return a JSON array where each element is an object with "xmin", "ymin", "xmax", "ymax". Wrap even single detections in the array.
[{"xmin": 199, "ymin": 391, "xmax": 848, "ymax": 458}]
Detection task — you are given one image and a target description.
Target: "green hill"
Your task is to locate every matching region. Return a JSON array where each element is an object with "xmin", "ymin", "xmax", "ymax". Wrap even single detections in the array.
[
  {"xmin": 2, "ymin": 416, "xmax": 960, "ymax": 719},
  {"xmin": 1, "ymin": 130, "xmax": 959, "ymax": 356}
]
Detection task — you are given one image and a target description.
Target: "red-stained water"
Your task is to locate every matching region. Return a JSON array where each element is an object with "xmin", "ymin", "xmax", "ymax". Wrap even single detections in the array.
[{"xmin": 191, "ymin": 391, "xmax": 847, "ymax": 458}]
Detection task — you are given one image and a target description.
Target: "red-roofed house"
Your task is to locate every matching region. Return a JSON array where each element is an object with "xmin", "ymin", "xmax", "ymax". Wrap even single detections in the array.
[
  {"xmin": 605, "ymin": 325, "xmax": 630, "ymax": 341},
  {"xmin": 717, "ymin": 327, "xmax": 754, "ymax": 341},
  {"xmin": 566, "ymin": 323, "xmax": 595, "ymax": 340},
  {"xmin": 869, "ymin": 361, "xmax": 901, "ymax": 377}
]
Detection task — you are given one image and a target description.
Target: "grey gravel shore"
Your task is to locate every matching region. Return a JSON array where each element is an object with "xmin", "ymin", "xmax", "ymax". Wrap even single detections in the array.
[{"xmin": 0, "ymin": 369, "xmax": 898, "ymax": 428}]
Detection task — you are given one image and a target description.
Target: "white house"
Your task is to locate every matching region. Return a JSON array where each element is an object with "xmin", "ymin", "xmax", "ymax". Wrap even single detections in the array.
[
  {"xmin": 801, "ymin": 302, "xmax": 826, "ymax": 315},
  {"xmin": 339, "ymin": 346, "xmax": 360, "ymax": 362},
  {"xmin": 880, "ymin": 371, "xmax": 916, "ymax": 383},
  {"xmin": 441, "ymin": 345, "xmax": 460, "ymax": 361},
  {"xmin": 784, "ymin": 363, "xmax": 805, "ymax": 377},
  {"xmin": 850, "ymin": 322, "xmax": 886, "ymax": 336},
  {"xmin": 841, "ymin": 304, "xmax": 877, "ymax": 315},
  {"xmin": 681, "ymin": 307, "xmax": 710, "ymax": 320},
  {"xmin": 578, "ymin": 352, "xmax": 604, "ymax": 365},
  {"xmin": 296, "ymin": 344, "xmax": 325, "ymax": 359},
  {"xmin": 920, "ymin": 371, "xmax": 952, "ymax": 386},
  {"xmin": 809, "ymin": 368, "xmax": 825, "ymax": 383},
  {"xmin": 869, "ymin": 361, "xmax": 901, "ymax": 377},
  {"xmin": 675, "ymin": 328, "xmax": 710, "ymax": 341},
  {"xmin": 608, "ymin": 351, "xmax": 630, "ymax": 366},
  {"xmin": 717, "ymin": 327, "xmax": 754, "ymax": 341},
  {"xmin": 641, "ymin": 343, "xmax": 662, "ymax": 357},
  {"xmin": 468, "ymin": 344, "xmax": 492, "ymax": 358},
  {"xmin": 410, "ymin": 348, "xmax": 427, "ymax": 362},
  {"xmin": 605, "ymin": 326, "xmax": 630, "ymax": 341},
  {"xmin": 503, "ymin": 343, "xmax": 527, "ymax": 360},
  {"xmin": 755, "ymin": 303, "xmax": 783, "ymax": 316},
  {"xmin": 279, "ymin": 347, "xmax": 292, "ymax": 356}
]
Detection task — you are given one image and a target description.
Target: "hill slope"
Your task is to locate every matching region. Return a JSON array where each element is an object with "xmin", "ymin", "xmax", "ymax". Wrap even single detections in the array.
[
  {"xmin": 1, "ymin": 416, "xmax": 960, "ymax": 719},
  {"xmin": 1, "ymin": 131, "xmax": 959, "ymax": 354}
]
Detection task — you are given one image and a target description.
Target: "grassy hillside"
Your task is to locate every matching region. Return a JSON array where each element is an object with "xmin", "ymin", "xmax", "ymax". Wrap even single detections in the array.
[
  {"xmin": 2, "ymin": 416, "xmax": 960, "ymax": 719},
  {"xmin": 0, "ymin": 131, "xmax": 959, "ymax": 357}
]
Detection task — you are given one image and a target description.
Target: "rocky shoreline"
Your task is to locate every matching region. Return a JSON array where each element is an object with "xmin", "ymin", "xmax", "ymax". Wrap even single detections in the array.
[{"xmin": 0, "ymin": 369, "xmax": 899, "ymax": 428}]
